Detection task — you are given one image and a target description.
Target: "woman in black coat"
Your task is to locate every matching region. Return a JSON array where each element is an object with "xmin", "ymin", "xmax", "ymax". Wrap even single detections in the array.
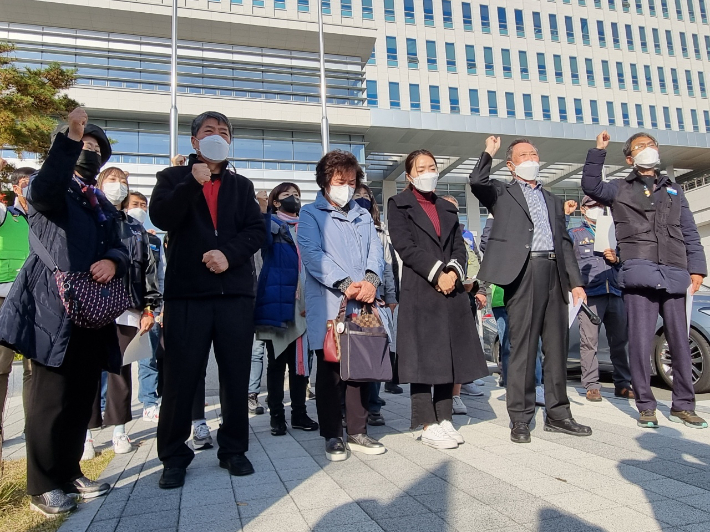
[{"xmin": 387, "ymin": 149, "xmax": 487, "ymax": 450}]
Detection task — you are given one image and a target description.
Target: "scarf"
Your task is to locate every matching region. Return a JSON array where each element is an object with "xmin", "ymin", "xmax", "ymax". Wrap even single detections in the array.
[{"xmin": 73, "ymin": 176, "xmax": 112, "ymax": 223}]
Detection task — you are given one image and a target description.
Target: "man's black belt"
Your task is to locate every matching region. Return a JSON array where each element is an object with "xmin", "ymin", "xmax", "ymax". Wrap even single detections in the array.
[{"xmin": 530, "ymin": 251, "xmax": 556, "ymax": 260}]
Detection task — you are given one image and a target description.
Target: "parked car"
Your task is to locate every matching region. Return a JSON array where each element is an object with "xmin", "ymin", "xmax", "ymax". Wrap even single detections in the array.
[{"xmin": 480, "ymin": 287, "xmax": 710, "ymax": 394}]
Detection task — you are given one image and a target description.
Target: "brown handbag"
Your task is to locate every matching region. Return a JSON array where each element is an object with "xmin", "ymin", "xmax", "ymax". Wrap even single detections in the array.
[{"xmin": 323, "ymin": 296, "xmax": 347, "ymax": 363}]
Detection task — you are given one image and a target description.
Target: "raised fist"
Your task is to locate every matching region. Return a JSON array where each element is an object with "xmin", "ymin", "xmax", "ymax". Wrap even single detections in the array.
[
  {"xmin": 564, "ymin": 200, "xmax": 578, "ymax": 215},
  {"xmin": 171, "ymin": 154, "xmax": 187, "ymax": 167},
  {"xmin": 484, "ymin": 136, "xmax": 501, "ymax": 157},
  {"xmin": 191, "ymin": 163, "xmax": 211, "ymax": 185},
  {"xmin": 596, "ymin": 130, "xmax": 610, "ymax": 150},
  {"xmin": 67, "ymin": 107, "xmax": 88, "ymax": 142},
  {"xmin": 256, "ymin": 190, "xmax": 269, "ymax": 213}
]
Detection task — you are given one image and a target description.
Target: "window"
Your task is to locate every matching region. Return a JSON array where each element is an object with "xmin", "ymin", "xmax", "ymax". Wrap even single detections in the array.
[
  {"xmin": 404, "ymin": 0, "xmax": 415, "ymax": 23},
  {"xmin": 671, "ymin": 68, "xmax": 680, "ymax": 94},
  {"xmin": 680, "ymin": 32, "xmax": 689, "ymax": 58},
  {"xmin": 537, "ymin": 53, "xmax": 548, "ymax": 82},
  {"xmin": 426, "ymin": 41, "xmax": 438, "ymax": 70},
  {"xmin": 533, "ymin": 12, "xmax": 543, "ymax": 39},
  {"xmin": 575, "ymin": 98, "xmax": 584, "ymax": 123},
  {"xmin": 445, "ymin": 43, "xmax": 456, "ymax": 72},
  {"xmin": 497, "ymin": 7, "xmax": 508, "ymax": 35},
  {"xmin": 650, "ymin": 105, "xmax": 658, "ymax": 128},
  {"xmin": 389, "ymin": 82, "xmax": 401, "ymax": 108},
  {"xmin": 384, "ymin": 0, "xmax": 395, "ymax": 21},
  {"xmin": 675, "ymin": 0, "xmax": 683, "ymax": 18},
  {"xmin": 649, "ymin": 0, "xmax": 657, "ymax": 14},
  {"xmin": 449, "ymin": 87, "xmax": 460, "ymax": 113},
  {"xmin": 275, "ymin": 0, "xmax": 286, "ymax": 9},
  {"xmin": 639, "ymin": 27, "xmax": 648, "ymax": 52},
  {"xmin": 700, "ymin": 0, "xmax": 708, "ymax": 22},
  {"xmin": 553, "ymin": 55, "xmax": 563, "ymax": 83},
  {"xmin": 653, "ymin": 28, "xmax": 661, "ymax": 54},
  {"xmin": 625, "ymin": 25, "xmax": 635, "ymax": 51},
  {"xmin": 386, "ymin": 37, "xmax": 398, "ymax": 67},
  {"xmin": 465, "ymin": 45, "xmax": 477, "ymax": 74},
  {"xmin": 609, "ymin": 0, "xmax": 616, "ymax": 9},
  {"xmin": 595, "ymin": 0, "xmax": 602, "ymax": 6},
  {"xmin": 692, "ymin": 34, "xmax": 701, "ymax": 59},
  {"xmin": 661, "ymin": 0, "xmax": 670, "ymax": 17},
  {"xmin": 665, "ymin": 30, "xmax": 675, "ymax": 55},
  {"xmin": 706, "ymin": 36, "xmax": 710, "ymax": 60},
  {"xmin": 631, "ymin": 64, "xmax": 640, "ymax": 90},
  {"xmin": 430, "ymin": 85, "xmax": 441, "ymax": 112},
  {"xmin": 581, "ymin": 19, "xmax": 591, "ymax": 45},
  {"xmin": 541, "ymin": 95, "xmax": 551, "ymax": 120},
  {"xmin": 442, "ymin": 0, "xmax": 453, "ymax": 27},
  {"xmin": 407, "ymin": 38, "xmax": 418, "ymax": 68},
  {"xmin": 558, "ymin": 97, "xmax": 568, "ymax": 122},
  {"xmin": 636, "ymin": 0, "xmax": 644, "ymax": 12},
  {"xmin": 570, "ymin": 56, "xmax": 580, "ymax": 85},
  {"xmin": 366, "ymin": 80, "xmax": 378, "ymax": 106},
  {"xmin": 565, "ymin": 16, "xmax": 575, "ymax": 43},
  {"xmin": 602, "ymin": 60, "xmax": 611, "ymax": 88},
  {"xmin": 549, "ymin": 14, "xmax": 560, "ymax": 41},
  {"xmin": 663, "ymin": 106, "xmax": 672, "ymax": 128},
  {"xmin": 623, "ymin": 0, "xmax": 630, "ymax": 10},
  {"xmin": 580, "ymin": 0, "xmax": 587, "ymax": 4},
  {"xmin": 462, "ymin": 2, "xmax": 473, "ymax": 30},
  {"xmin": 611, "ymin": 23, "xmax": 621, "ymax": 49},
  {"xmin": 657, "ymin": 67, "xmax": 667, "ymax": 93},
  {"xmin": 635, "ymin": 103, "xmax": 644, "ymax": 126},
  {"xmin": 481, "ymin": 5, "xmax": 491, "ymax": 32},
  {"xmin": 502, "ymin": 49, "xmax": 512, "ymax": 78},
  {"xmin": 484, "ymin": 46, "xmax": 494, "ymax": 76},
  {"xmin": 597, "ymin": 21, "xmax": 607, "ymax": 47},
  {"xmin": 590, "ymin": 100, "xmax": 600, "ymax": 124},
  {"xmin": 368, "ymin": 46, "xmax": 376, "ymax": 65},
  {"xmin": 585, "ymin": 58, "xmax": 595, "ymax": 86},
  {"xmin": 469, "ymin": 89, "xmax": 480, "ymax": 114},
  {"xmin": 621, "ymin": 102, "xmax": 631, "ymax": 126},
  {"xmin": 676, "ymin": 108, "xmax": 685, "ymax": 130},
  {"xmin": 691, "ymin": 109, "xmax": 699, "ymax": 131},
  {"xmin": 519, "ymin": 51, "xmax": 530, "ymax": 79},
  {"xmin": 616, "ymin": 62, "xmax": 626, "ymax": 89},
  {"xmin": 297, "ymin": 0, "xmax": 309, "ymax": 11},
  {"xmin": 410, "ymin": 84, "xmax": 421, "ymax": 110},
  {"xmin": 688, "ymin": 0, "xmax": 696, "ymax": 20},
  {"xmin": 424, "ymin": 0, "xmax": 434, "ymax": 26},
  {"xmin": 505, "ymin": 92, "xmax": 516, "ymax": 117},
  {"xmin": 699, "ymin": 71, "xmax": 707, "ymax": 97},
  {"xmin": 686, "ymin": 70, "xmax": 694, "ymax": 96},
  {"xmin": 341, "ymin": 0, "xmax": 352, "ymax": 16},
  {"xmin": 515, "ymin": 9, "xmax": 525, "ymax": 37},
  {"xmin": 363, "ymin": 0, "xmax": 373, "ymax": 17},
  {"xmin": 487, "ymin": 90, "xmax": 498, "ymax": 116},
  {"xmin": 704, "ymin": 110, "xmax": 710, "ymax": 132},
  {"xmin": 253, "ymin": 0, "xmax": 265, "ymax": 7},
  {"xmin": 523, "ymin": 94, "xmax": 533, "ymax": 118}
]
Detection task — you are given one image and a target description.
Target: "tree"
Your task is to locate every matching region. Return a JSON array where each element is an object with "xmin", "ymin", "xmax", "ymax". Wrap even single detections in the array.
[{"xmin": 0, "ymin": 41, "xmax": 80, "ymax": 180}]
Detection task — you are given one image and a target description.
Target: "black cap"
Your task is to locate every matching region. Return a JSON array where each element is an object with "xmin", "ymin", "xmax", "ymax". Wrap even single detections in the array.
[
  {"xmin": 581, "ymin": 195, "xmax": 598, "ymax": 207},
  {"xmin": 51, "ymin": 123, "xmax": 112, "ymax": 166}
]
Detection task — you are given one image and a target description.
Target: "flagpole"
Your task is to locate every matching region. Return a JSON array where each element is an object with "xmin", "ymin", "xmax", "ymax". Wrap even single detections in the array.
[
  {"xmin": 169, "ymin": 0, "xmax": 179, "ymax": 160},
  {"xmin": 317, "ymin": 0, "xmax": 329, "ymax": 155}
]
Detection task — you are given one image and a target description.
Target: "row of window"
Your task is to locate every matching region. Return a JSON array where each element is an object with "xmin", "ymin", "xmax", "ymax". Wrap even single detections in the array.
[
  {"xmin": 367, "ymin": 81, "xmax": 710, "ymax": 132},
  {"xmin": 565, "ymin": 0, "xmax": 707, "ymax": 23}
]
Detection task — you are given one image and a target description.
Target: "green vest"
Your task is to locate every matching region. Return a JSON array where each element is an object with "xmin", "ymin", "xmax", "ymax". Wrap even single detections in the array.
[
  {"xmin": 0, "ymin": 211, "xmax": 30, "ymax": 284},
  {"xmin": 491, "ymin": 284, "xmax": 505, "ymax": 308}
]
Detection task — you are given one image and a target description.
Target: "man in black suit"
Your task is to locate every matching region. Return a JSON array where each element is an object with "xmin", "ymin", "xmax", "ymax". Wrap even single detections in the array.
[{"xmin": 469, "ymin": 136, "xmax": 592, "ymax": 443}]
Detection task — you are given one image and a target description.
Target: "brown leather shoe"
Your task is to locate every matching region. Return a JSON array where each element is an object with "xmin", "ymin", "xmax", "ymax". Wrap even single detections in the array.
[
  {"xmin": 586, "ymin": 389, "xmax": 602, "ymax": 402},
  {"xmin": 615, "ymin": 387, "xmax": 635, "ymax": 399}
]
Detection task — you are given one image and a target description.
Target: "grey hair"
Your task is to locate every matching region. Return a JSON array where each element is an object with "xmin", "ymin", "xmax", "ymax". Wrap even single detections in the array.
[
  {"xmin": 622, "ymin": 132, "xmax": 659, "ymax": 157},
  {"xmin": 191, "ymin": 111, "xmax": 233, "ymax": 138},
  {"xmin": 505, "ymin": 138, "xmax": 539, "ymax": 162}
]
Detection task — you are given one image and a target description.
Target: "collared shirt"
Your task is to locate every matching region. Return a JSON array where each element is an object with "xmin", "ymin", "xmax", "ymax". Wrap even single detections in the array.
[{"xmin": 517, "ymin": 180, "xmax": 554, "ymax": 251}]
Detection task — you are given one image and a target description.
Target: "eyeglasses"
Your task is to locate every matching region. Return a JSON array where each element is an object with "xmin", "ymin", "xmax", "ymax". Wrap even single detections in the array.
[{"xmin": 631, "ymin": 141, "xmax": 657, "ymax": 152}]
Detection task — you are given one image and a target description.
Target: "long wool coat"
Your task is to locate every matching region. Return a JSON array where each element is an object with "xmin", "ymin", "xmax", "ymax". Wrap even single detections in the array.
[{"xmin": 387, "ymin": 188, "xmax": 488, "ymax": 385}]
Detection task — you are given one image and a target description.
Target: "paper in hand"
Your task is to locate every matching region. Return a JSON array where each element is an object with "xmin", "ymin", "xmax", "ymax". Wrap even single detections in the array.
[
  {"xmin": 686, "ymin": 284, "xmax": 694, "ymax": 337},
  {"xmin": 594, "ymin": 214, "xmax": 617, "ymax": 253},
  {"xmin": 568, "ymin": 292, "xmax": 583, "ymax": 329},
  {"xmin": 122, "ymin": 329, "xmax": 154, "ymax": 364}
]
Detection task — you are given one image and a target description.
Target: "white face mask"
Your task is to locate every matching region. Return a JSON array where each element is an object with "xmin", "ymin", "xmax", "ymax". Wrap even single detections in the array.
[
  {"xmin": 20, "ymin": 186, "xmax": 28, "ymax": 198},
  {"xmin": 633, "ymin": 147, "xmax": 660, "ymax": 169},
  {"xmin": 410, "ymin": 172, "xmax": 439, "ymax": 193},
  {"xmin": 103, "ymin": 182, "xmax": 128, "ymax": 205},
  {"xmin": 513, "ymin": 160, "xmax": 540, "ymax": 182},
  {"xmin": 127, "ymin": 207, "xmax": 147, "ymax": 224},
  {"xmin": 327, "ymin": 184, "xmax": 355, "ymax": 207},
  {"xmin": 585, "ymin": 207, "xmax": 603, "ymax": 221},
  {"xmin": 198, "ymin": 135, "xmax": 231, "ymax": 163}
]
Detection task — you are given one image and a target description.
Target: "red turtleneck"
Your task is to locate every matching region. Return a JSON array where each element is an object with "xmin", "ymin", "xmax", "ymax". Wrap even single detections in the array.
[{"xmin": 412, "ymin": 187, "xmax": 440, "ymax": 237}]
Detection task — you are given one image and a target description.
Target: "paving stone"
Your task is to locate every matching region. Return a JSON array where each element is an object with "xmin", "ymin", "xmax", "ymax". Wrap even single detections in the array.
[
  {"xmin": 633, "ymin": 500, "xmax": 710, "ymax": 527},
  {"xmin": 232, "ymin": 481, "xmax": 287, "ymax": 502},
  {"xmin": 241, "ymin": 514, "xmax": 309, "ymax": 532},
  {"xmin": 377, "ymin": 513, "xmax": 456, "ymax": 532},
  {"xmin": 358, "ymin": 495, "xmax": 431, "ymax": 521},
  {"xmin": 300, "ymin": 501, "xmax": 372, "ymax": 527},
  {"xmin": 117, "ymin": 509, "xmax": 179, "ymax": 532},
  {"xmin": 85, "ymin": 518, "xmax": 118, "ymax": 532},
  {"xmin": 236, "ymin": 496, "xmax": 299, "ymax": 518}
]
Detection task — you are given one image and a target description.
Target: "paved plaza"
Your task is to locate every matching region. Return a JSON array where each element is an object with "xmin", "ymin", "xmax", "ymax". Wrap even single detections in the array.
[{"xmin": 3, "ymin": 363, "xmax": 710, "ymax": 532}]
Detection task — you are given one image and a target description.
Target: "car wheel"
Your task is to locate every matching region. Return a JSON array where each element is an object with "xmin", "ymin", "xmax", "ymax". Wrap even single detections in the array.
[{"xmin": 654, "ymin": 328, "xmax": 710, "ymax": 393}]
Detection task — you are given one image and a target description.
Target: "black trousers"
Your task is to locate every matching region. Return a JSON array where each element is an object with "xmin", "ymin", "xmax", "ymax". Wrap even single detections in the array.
[
  {"xmin": 157, "ymin": 297, "xmax": 254, "ymax": 469},
  {"xmin": 504, "ymin": 257, "xmax": 571, "ymax": 424},
  {"xmin": 191, "ymin": 356, "xmax": 209, "ymax": 421},
  {"xmin": 410, "ymin": 383, "xmax": 453, "ymax": 428},
  {"xmin": 314, "ymin": 350, "xmax": 369, "ymax": 439},
  {"xmin": 89, "ymin": 325, "xmax": 136, "ymax": 429},
  {"xmin": 266, "ymin": 340, "xmax": 307, "ymax": 419},
  {"xmin": 26, "ymin": 328, "xmax": 104, "ymax": 495},
  {"xmin": 388, "ymin": 352, "xmax": 399, "ymax": 386}
]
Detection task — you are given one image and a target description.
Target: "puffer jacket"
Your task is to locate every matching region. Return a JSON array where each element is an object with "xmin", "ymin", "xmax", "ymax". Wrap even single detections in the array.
[{"xmin": 117, "ymin": 212, "xmax": 162, "ymax": 311}]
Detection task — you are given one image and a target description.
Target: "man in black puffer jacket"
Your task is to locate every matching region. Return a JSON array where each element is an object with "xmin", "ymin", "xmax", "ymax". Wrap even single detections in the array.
[{"xmin": 150, "ymin": 111, "xmax": 265, "ymax": 489}]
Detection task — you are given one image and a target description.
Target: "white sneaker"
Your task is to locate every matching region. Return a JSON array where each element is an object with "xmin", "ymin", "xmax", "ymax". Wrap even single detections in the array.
[
  {"xmin": 421, "ymin": 423, "xmax": 458, "ymax": 449},
  {"xmin": 193, "ymin": 422, "xmax": 213, "ymax": 450},
  {"xmin": 452, "ymin": 395, "xmax": 468, "ymax": 415},
  {"xmin": 439, "ymin": 419, "xmax": 465, "ymax": 444},
  {"xmin": 81, "ymin": 439, "xmax": 96, "ymax": 461},
  {"xmin": 142, "ymin": 405, "xmax": 160, "ymax": 423},
  {"xmin": 112, "ymin": 433, "xmax": 133, "ymax": 454},
  {"xmin": 474, "ymin": 379, "xmax": 486, "ymax": 386},
  {"xmin": 535, "ymin": 385, "xmax": 545, "ymax": 406},
  {"xmin": 460, "ymin": 383, "xmax": 484, "ymax": 397}
]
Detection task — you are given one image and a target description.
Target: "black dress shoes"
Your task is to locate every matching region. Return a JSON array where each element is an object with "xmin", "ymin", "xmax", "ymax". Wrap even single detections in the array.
[
  {"xmin": 219, "ymin": 454, "xmax": 255, "ymax": 476},
  {"xmin": 510, "ymin": 422, "xmax": 531, "ymax": 443},
  {"xmin": 544, "ymin": 417, "xmax": 592, "ymax": 436},
  {"xmin": 159, "ymin": 467, "xmax": 186, "ymax": 489},
  {"xmin": 270, "ymin": 416, "xmax": 287, "ymax": 436}
]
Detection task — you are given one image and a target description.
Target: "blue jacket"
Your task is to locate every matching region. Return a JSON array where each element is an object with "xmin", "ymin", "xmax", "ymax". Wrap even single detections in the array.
[
  {"xmin": 568, "ymin": 221, "xmax": 621, "ymax": 297},
  {"xmin": 297, "ymin": 192, "xmax": 385, "ymax": 350},
  {"xmin": 254, "ymin": 213, "xmax": 300, "ymax": 328}
]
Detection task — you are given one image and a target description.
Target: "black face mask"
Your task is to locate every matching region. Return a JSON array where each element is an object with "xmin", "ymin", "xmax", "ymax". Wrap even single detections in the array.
[
  {"xmin": 354, "ymin": 197, "xmax": 372, "ymax": 211},
  {"xmin": 279, "ymin": 195, "xmax": 301, "ymax": 214},
  {"xmin": 75, "ymin": 150, "xmax": 102, "ymax": 184}
]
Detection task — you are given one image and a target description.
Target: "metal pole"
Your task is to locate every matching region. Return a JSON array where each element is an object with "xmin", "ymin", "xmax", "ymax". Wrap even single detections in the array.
[
  {"xmin": 317, "ymin": 0, "xmax": 329, "ymax": 155},
  {"xmin": 169, "ymin": 0, "xmax": 179, "ymax": 160}
]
